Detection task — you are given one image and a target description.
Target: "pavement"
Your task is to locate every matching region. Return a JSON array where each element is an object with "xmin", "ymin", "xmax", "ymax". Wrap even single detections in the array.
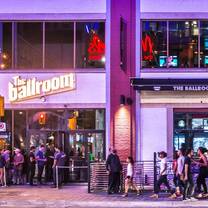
[{"xmin": 0, "ymin": 185, "xmax": 208, "ymax": 208}]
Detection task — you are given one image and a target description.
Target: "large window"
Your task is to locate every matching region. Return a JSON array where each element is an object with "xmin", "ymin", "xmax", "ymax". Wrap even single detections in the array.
[
  {"xmin": 142, "ymin": 21, "xmax": 167, "ymax": 68},
  {"xmin": 200, "ymin": 21, "xmax": 208, "ymax": 67},
  {"xmin": 45, "ymin": 22, "xmax": 74, "ymax": 68},
  {"xmin": 16, "ymin": 22, "xmax": 43, "ymax": 68},
  {"xmin": 174, "ymin": 112, "xmax": 208, "ymax": 153},
  {"xmin": 169, "ymin": 21, "xmax": 198, "ymax": 68},
  {"xmin": 142, "ymin": 20, "xmax": 201, "ymax": 69},
  {"xmin": 0, "ymin": 21, "xmax": 105, "ymax": 70},
  {"xmin": 0, "ymin": 23, "xmax": 12, "ymax": 69},
  {"xmin": 76, "ymin": 22, "xmax": 105, "ymax": 68}
]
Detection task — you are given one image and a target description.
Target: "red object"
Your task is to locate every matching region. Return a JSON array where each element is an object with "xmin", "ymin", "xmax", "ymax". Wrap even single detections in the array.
[
  {"xmin": 39, "ymin": 113, "xmax": 46, "ymax": 125},
  {"xmin": 88, "ymin": 33, "xmax": 105, "ymax": 61},
  {"xmin": 142, "ymin": 34, "xmax": 154, "ymax": 61}
]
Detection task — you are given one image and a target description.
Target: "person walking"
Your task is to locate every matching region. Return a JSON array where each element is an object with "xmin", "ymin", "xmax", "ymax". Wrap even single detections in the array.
[
  {"xmin": 51, "ymin": 146, "xmax": 66, "ymax": 188},
  {"xmin": 106, "ymin": 148, "xmax": 122, "ymax": 194},
  {"xmin": 183, "ymin": 148, "xmax": 197, "ymax": 201},
  {"xmin": 150, "ymin": 151, "xmax": 171, "ymax": 198},
  {"xmin": 122, "ymin": 156, "xmax": 141, "ymax": 197},
  {"xmin": 13, "ymin": 149, "xmax": 24, "ymax": 185},
  {"xmin": 0, "ymin": 150, "xmax": 6, "ymax": 187},
  {"xmin": 36, "ymin": 145, "xmax": 46, "ymax": 185},
  {"xmin": 194, "ymin": 147, "xmax": 208, "ymax": 198},
  {"xmin": 3, "ymin": 149, "xmax": 11, "ymax": 186},
  {"xmin": 28, "ymin": 146, "xmax": 36, "ymax": 186}
]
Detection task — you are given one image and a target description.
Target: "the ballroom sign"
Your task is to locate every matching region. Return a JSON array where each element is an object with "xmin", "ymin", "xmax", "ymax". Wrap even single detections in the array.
[
  {"xmin": 131, "ymin": 78, "xmax": 208, "ymax": 92},
  {"xmin": 9, "ymin": 74, "xmax": 76, "ymax": 102}
]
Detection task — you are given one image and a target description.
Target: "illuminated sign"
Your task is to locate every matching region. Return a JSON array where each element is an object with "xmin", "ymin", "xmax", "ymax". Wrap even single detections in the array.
[
  {"xmin": 142, "ymin": 34, "xmax": 154, "ymax": 61},
  {"xmin": 9, "ymin": 74, "xmax": 76, "ymax": 102},
  {"xmin": 88, "ymin": 33, "xmax": 105, "ymax": 61}
]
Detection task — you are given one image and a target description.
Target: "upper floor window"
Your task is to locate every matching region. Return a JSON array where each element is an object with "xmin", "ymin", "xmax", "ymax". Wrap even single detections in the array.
[
  {"xmin": 0, "ymin": 21, "xmax": 105, "ymax": 70},
  {"xmin": 76, "ymin": 22, "xmax": 105, "ymax": 68},
  {"xmin": 142, "ymin": 20, "xmax": 200, "ymax": 69},
  {"xmin": 142, "ymin": 21, "xmax": 167, "ymax": 68}
]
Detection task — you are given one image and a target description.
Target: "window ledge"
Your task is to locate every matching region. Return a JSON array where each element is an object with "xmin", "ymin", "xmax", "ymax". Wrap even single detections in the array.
[{"xmin": 141, "ymin": 68, "xmax": 208, "ymax": 73}]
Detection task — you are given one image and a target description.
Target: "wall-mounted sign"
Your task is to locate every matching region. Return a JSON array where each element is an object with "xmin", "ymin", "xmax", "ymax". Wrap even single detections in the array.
[
  {"xmin": 0, "ymin": 122, "xmax": 6, "ymax": 132},
  {"xmin": 142, "ymin": 34, "xmax": 154, "ymax": 61},
  {"xmin": 0, "ymin": 96, "xmax": 4, "ymax": 117},
  {"xmin": 9, "ymin": 73, "xmax": 76, "ymax": 102},
  {"xmin": 131, "ymin": 78, "xmax": 208, "ymax": 92}
]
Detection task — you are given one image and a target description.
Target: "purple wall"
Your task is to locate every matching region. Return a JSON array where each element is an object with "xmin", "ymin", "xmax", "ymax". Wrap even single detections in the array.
[{"xmin": 109, "ymin": 0, "xmax": 136, "ymax": 160}]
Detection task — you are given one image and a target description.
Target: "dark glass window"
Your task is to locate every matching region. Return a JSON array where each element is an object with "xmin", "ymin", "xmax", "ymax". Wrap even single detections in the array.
[
  {"xmin": 14, "ymin": 110, "xmax": 26, "ymax": 149},
  {"xmin": 0, "ymin": 22, "xmax": 12, "ymax": 69},
  {"xmin": 16, "ymin": 22, "xmax": 43, "ymax": 68},
  {"xmin": 169, "ymin": 21, "xmax": 198, "ymax": 68},
  {"xmin": 76, "ymin": 22, "xmax": 105, "ymax": 68},
  {"xmin": 174, "ymin": 112, "xmax": 208, "ymax": 153},
  {"xmin": 45, "ymin": 22, "xmax": 74, "ymax": 68},
  {"xmin": 200, "ymin": 21, "xmax": 208, "ymax": 67},
  {"xmin": 142, "ymin": 21, "xmax": 167, "ymax": 68}
]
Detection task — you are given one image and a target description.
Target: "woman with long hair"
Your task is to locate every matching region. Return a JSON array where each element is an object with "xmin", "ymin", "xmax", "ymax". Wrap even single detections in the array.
[
  {"xmin": 122, "ymin": 156, "xmax": 141, "ymax": 197},
  {"xmin": 0, "ymin": 150, "xmax": 6, "ymax": 186}
]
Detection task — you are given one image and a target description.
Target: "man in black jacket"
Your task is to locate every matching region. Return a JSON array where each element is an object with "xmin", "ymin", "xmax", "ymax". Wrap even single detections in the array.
[{"xmin": 106, "ymin": 148, "xmax": 122, "ymax": 194}]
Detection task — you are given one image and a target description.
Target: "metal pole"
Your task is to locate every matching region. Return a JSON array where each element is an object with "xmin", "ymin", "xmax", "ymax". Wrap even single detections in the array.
[
  {"xmin": 153, "ymin": 152, "xmax": 157, "ymax": 193},
  {"xmin": 88, "ymin": 161, "xmax": 91, "ymax": 193},
  {"xmin": 3, "ymin": 167, "xmax": 6, "ymax": 187},
  {"xmin": 56, "ymin": 166, "xmax": 59, "ymax": 189}
]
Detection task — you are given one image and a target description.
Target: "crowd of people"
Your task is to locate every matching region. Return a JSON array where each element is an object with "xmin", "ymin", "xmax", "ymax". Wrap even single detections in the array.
[
  {"xmin": 0, "ymin": 145, "xmax": 66, "ymax": 188},
  {"xmin": 106, "ymin": 147, "xmax": 208, "ymax": 201}
]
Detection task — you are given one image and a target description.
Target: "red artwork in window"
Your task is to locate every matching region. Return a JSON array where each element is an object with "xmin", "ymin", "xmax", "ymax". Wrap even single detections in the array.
[
  {"xmin": 88, "ymin": 33, "xmax": 105, "ymax": 61},
  {"xmin": 142, "ymin": 34, "xmax": 154, "ymax": 61}
]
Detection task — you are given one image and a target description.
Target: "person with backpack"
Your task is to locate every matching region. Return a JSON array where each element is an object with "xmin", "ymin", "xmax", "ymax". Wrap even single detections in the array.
[{"xmin": 106, "ymin": 148, "xmax": 122, "ymax": 194}]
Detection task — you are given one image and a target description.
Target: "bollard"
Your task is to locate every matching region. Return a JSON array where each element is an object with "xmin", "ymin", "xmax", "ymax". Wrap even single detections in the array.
[
  {"xmin": 3, "ymin": 167, "xmax": 6, "ymax": 187},
  {"xmin": 153, "ymin": 152, "xmax": 157, "ymax": 193},
  {"xmin": 56, "ymin": 166, "xmax": 59, "ymax": 189}
]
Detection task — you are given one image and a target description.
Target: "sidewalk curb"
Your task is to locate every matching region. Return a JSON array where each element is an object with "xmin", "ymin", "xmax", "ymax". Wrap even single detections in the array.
[{"xmin": 1, "ymin": 200, "xmax": 208, "ymax": 208}]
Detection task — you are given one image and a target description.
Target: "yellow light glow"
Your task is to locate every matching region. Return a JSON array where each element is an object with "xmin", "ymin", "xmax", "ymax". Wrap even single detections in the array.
[{"xmin": 0, "ymin": 63, "xmax": 5, "ymax": 69}]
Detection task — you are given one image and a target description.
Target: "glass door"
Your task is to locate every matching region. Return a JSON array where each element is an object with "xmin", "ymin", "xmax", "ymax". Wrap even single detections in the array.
[{"xmin": 67, "ymin": 132, "xmax": 105, "ymax": 182}]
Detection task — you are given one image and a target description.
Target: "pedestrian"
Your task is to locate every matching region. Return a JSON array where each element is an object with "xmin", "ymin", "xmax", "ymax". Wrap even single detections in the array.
[
  {"xmin": 122, "ymin": 156, "xmax": 141, "ymax": 197},
  {"xmin": 28, "ymin": 146, "xmax": 36, "ymax": 186},
  {"xmin": 36, "ymin": 145, "xmax": 46, "ymax": 185},
  {"xmin": 170, "ymin": 148, "xmax": 185, "ymax": 198},
  {"xmin": 45, "ymin": 144, "xmax": 54, "ymax": 183},
  {"xmin": 13, "ymin": 149, "xmax": 24, "ymax": 185},
  {"xmin": 183, "ymin": 148, "xmax": 197, "ymax": 201},
  {"xmin": 0, "ymin": 150, "xmax": 6, "ymax": 187},
  {"xmin": 106, "ymin": 148, "xmax": 122, "ymax": 194},
  {"xmin": 150, "ymin": 151, "xmax": 171, "ymax": 198},
  {"xmin": 193, "ymin": 147, "xmax": 208, "ymax": 198},
  {"xmin": 3, "ymin": 149, "xmax": 11, "ymax": 186},
  {"xmin": 51, "ymin": 146, "xmax": 66, "ymax": 188}
]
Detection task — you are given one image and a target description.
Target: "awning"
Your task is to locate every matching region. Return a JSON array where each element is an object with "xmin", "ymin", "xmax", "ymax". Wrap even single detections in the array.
[{"xmin": 130, "ymin": 78, "xmax": 208, "ymax": 92}]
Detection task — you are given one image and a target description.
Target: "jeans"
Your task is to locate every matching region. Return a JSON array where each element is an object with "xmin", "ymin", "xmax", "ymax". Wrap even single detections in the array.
[
  {"xmin": 29, "ymin": 164, "xmax": 36, "ymax": 185},
  {"xmin": 108, "ymin": 172, "xmax": 120, "ymax": 193},
  {"xmin": 37, "ymin": 166, "xmax": 44, "ymax": 184},
  {"xmin": 183, "ymin": 174, "xmax": 194, "ymax": 200},
  {"xmin": 197, "ymin": 168, "xmax": 207, "ymax": 193},
  {"xmin": 155, "ymin": 175, "xmax": 171, "ymax": 194}
]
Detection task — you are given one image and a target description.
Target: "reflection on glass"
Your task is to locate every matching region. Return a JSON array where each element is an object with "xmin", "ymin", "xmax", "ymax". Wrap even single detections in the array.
[
  {"xmin": 16, "ymin": 23, "xmax": 43, "ymax": 68},
  {"xmin": 169, "ymin": 21, "xmax": 198, "ymax": 68},
  {"xmin": 0, "ymin": 23, "xmax": 12, "ymax": 69},
  {"xmin": 45, "ymin": 22, "xmax": 74, "ymax": 68},
  {"xmin": 76, "ymin": 22, "xmax": 105, "ymax": 68},
  {"xmin": 200, "ymin": 21, "xmax": 208, "ymax": 67},
  {"xmin": 14, "ymin": 111, "xmax": 26, "ymax": 149},
  {"xmin": 142, "ymin": 21, "xmax": 167, "ymax": 68}
]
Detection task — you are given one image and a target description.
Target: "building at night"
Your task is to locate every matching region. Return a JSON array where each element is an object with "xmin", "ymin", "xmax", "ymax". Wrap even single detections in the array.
[{"xmin": 0, "ymin": 0, "xmax": 208, "ymax": 182}]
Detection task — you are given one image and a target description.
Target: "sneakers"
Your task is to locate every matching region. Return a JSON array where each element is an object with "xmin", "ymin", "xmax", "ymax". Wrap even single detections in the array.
[
  {"xmin": 150, "ymin": 194, "xmax": 159, "ymax": 199},
  {"xmin": 122, "ymin": 193, "xmax": 128, "ymax": 197},
  {"xmin": 190, "ymin": 197, "xmax": 198, "ymax": 201}
]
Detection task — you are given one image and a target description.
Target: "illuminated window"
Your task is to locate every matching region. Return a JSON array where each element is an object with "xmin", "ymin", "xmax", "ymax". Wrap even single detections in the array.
[
  {"xmin": 169, "ymin": 21, "xmax": 198, "ymax": 68},
  {"xmin": 0, "ymin": 23, "xmax": 12, "ymax": 69},
  {"xmin": 142, "ymin": 21, "xmax": 167, "ymax": 68},
  {"xmin": 76, "ymin": 22, "xmax": 105, "ymax": 68},
  {"xmin": 200, "ymin": 21, "xmax": 208, "ymax": 67}
]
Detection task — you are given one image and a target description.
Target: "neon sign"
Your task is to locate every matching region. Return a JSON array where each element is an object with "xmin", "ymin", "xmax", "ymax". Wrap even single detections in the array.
[
  {"xmin": 9, "ymin": 74, "xmax": 76, "ymax": 102},
  {"xmin": 88, "ymin": 33, "xmax": 105, "ymax": 61},
  {"xmin": 142, "ymin": 34, "xmax": 154, "ymax": 61}
]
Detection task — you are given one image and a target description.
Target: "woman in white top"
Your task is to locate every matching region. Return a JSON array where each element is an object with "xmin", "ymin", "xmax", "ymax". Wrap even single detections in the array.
[{"xmin": 122, "ymin": 156, "xmax": 140, "ymax": 197}]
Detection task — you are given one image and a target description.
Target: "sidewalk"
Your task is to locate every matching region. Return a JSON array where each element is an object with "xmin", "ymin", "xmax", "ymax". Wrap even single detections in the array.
[{"xmin": 0, "ymin": 185, "xmax": 208, "ymax": 208}]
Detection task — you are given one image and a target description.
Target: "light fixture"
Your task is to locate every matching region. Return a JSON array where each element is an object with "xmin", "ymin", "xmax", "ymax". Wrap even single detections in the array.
[
  {"xmin": 40, "ymin": 96, "xmax": 46, "ymax": 102},
  {"xmin": 120, "ymin": 95, "xmax": 126, "ymax": 106}
]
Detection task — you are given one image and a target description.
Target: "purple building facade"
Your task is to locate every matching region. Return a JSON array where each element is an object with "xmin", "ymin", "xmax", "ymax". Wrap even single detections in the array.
[{"xmin": 0, "ymin": 0, "xmax": 208, "ymax": 175}]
